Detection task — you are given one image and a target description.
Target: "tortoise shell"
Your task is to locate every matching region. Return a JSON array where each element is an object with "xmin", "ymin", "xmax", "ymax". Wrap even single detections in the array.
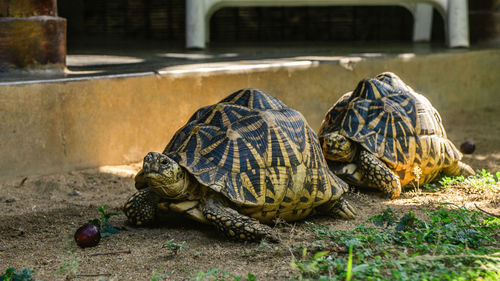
[
  {"xmin": 319, "ymin": 72, "xmax": 462, "ymax": 186},
  {"xmin": 162, "ymin": 88, "xmax": 348, "ymax": 222}
]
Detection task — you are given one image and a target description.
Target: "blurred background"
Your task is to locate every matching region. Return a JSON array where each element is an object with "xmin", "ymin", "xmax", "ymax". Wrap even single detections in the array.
[{"xmin": 57, "ymin": 0, "xmax": 497, "ymax": 48}]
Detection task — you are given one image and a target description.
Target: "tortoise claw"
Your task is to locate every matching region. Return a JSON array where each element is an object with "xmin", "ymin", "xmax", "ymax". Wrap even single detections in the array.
[{"xmin": 333, "ymin": 197, "xmax": 357, "ymax": 219}]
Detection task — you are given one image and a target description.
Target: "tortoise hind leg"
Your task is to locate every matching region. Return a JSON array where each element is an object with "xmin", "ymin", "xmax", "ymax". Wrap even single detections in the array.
[
  {"xmin": 359, "ymin": 150, "xmax": 401, "ymax": 199},
  {"xmin": 443, "ymin": 161, "xmax": 475, "ymax": 177},
  {"xmin": 201, "ymin": 197, "xmax": 278, "ymax": 242}
]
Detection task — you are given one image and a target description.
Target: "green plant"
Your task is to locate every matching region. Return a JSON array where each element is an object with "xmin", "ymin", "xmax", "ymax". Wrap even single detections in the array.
[
  {"xmin": 345, "ymin": 246, "xmax": 353, "ymax": 281},
  {"xmin": 439, "ymin": 169, "xmax": 500, "ymax": 193},
  {"xmin": 195, "ymin": 268, "xmax": 257, "ymax": 281},
  {"xmin": 162, "ymin": 239, "xmax": 188, "ymax": 255},
  {"xmin": 151, "ymin": 270, "xmax": 167, "ymax": 281},
  {"xmin": 58, "ymin": 254, "xmax": 81, "ymax": 279},
  {"xmin": 296, "ymin": 207, "xmax": 500, "ymax": 280},
  {"xmin": 88, "ymin": 205, "xmax": 120, "ymax": 237},
  {"xmin": 1, "ymin": 268, "xmax": 35, "ymax": 281}
]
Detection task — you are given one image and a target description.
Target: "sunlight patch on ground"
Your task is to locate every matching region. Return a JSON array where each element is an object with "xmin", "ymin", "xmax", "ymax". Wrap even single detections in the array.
[
  {"xmin": 398, "ymin": 53, "xmax": 416, "ymax": 60},
  {"xmin": 158, "ymin": 60, "xmax": 315, "ymax": 75},
  {"xmin": 471, "ymin": 153, "xmax": 500, "ymax": 161},
  {"xmin": 67, "ymin": 55, "xmax": 145, "ymax": 66},
  {"xmin": 158, "ymin": 52, "xmax": 239, "ymax": 60},
  {"xmin": 98, "ymin": 164, "xmax": 141, "ymax": 178}
]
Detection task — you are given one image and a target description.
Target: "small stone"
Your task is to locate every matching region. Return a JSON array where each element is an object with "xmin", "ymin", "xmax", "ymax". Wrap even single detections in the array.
[{"xmin": 68, "ymin": 190, "xmax": 81, "ymax": 196}]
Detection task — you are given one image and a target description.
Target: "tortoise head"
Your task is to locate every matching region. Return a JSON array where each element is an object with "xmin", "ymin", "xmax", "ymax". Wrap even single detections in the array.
[
  {"xmin": 321, "ymin": 133, "xmax": 358, "ymax": 163},
  {"xmin": 138, "ymin": 152, "xmax": 188, "ymax": 199}
]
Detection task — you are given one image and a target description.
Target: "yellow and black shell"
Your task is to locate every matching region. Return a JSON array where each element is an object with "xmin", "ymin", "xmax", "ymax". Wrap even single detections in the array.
[
  {"xmin": 319, "ymin": 72, "xmax": 463, "ymax": 186},
  {"xmin": 163, "ymin": 88, "xmax": 348, "ymax": 222}
]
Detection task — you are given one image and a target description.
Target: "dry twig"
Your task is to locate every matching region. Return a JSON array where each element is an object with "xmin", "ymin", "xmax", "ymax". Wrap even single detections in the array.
[
  {"xmin": 89, "ymin": 249, "xmax": 131, "ymax": 256},
  {"xmin": 77, "ymin": 273, "xmax": 112, "ymax": 277},
  {"xmin": 18, "ymin": 177, "xmax": 28, "ymax": 187},
  {"xmin": 475, "ymin": 204, "xmax": 500, "ymax": 218}
]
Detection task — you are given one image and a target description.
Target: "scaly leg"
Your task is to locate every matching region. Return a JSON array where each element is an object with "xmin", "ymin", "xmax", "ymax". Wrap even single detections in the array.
[
  {"xmin": 359, "ymin": 150, "xmax": 401, "ymax": 199},
  {"xmin": 201, "ymin": 197, "xmax": 278, "ymax": 242},
  {"xmin": 123, "ymin": 188, "xmax": 159, "ymax": 226},
  {"xmin": 443, "ymin": 161, "xmax": 475, "ymax": 177},
  {"xmin": 317, "ymin": 196, "xmax": 357, "ymax": 219}
]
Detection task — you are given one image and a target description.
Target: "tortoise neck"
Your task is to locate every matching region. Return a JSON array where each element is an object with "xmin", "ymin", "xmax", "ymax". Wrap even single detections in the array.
[
  {"xmin": 347, "ymin": 144, "xmax": 359, "ymax": 162},
  {"xmin": 182, "ymin": 171, "xmax": 203, "ymax": 201}
]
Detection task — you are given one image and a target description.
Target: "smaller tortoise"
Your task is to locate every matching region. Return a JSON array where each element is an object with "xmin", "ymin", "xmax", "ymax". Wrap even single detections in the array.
[
  {"xmin": 318, "ymin": 72, "xmax": 474, "ymax": 199},
  {"xmin": 124, "ymin": 88, "xmax": 356, "ymax": 241}
]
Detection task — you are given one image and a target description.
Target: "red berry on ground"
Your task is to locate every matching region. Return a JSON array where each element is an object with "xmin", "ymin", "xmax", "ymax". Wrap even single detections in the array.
[{"xmin": 74, "ymin": 224, "xmax": 101, "ymax": 248}]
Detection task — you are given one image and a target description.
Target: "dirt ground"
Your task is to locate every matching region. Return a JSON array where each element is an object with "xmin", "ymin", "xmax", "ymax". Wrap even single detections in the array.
[{"xmin": 0, "ymin": 108, "xmax": 499, "ymax": 281}]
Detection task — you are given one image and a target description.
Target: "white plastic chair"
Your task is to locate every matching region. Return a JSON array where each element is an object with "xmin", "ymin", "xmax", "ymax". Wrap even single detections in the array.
[{"xmin": 186, "ymin": 0, "xmax": 469, "ymax": 49}]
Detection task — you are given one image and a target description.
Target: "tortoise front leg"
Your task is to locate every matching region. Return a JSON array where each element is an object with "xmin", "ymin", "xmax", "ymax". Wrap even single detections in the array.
[
  {"xmin": 201, "ymin": 197, "xmax": 278, "ymax": 242},
  {"xmin": 317, "ymin": 196, "xmax": 357, "ymax": 219},
  {"xmin": 123, "ymin": 188, "xmax": 159, "ymax": 226},
  {"xmin": 124, "ymin": 189, "xmax": 207, "ymax": 225},
  {"xmin": 359, "ymin": 150, "xmax": 401, "ymax": 199}
]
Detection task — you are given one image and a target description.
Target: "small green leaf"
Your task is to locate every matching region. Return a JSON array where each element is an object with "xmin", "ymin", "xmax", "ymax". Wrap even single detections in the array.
[
  {"xmin": 301, "ymin": 247, "xmax": 307, "ymax": 259},
  {"xmin": 99, "ymin": 205, "xmax": 120, "ymax": 223},
  {"xmin": 1, "ymin": 268, "xmax": 35, "ymax": 281},
  {"xmin": 87, "ymin": 219, "xmax": 101, "ymax": 228},
  {"xmin": 345, "ymin": 246, "xmax": 353, "ymax": 281},
  {"xmin": 312, "ymin": 251, "xmax": 329, "ymax": 260},
  {"xmin": 101, "ymin": 224, "xmax": 119, "ymax": 237},
  {"xmin": 352, "ymin": 263, "xmax": 369, "ymax": 273}
]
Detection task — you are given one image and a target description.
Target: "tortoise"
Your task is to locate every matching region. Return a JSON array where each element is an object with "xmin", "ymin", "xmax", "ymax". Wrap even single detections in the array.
[
  {"xmin": 318, "ymin": 72, "xmax": 475, "ymax": 199},
  {"xmin": 123, "ymin": 88, "xmax": 356, "ymax": 241}
]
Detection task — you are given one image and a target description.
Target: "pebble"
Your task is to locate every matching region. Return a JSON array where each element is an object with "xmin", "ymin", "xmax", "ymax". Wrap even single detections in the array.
[{"xmin": 68, "ymin": 190, "xmax": 81, "ymax": 196}]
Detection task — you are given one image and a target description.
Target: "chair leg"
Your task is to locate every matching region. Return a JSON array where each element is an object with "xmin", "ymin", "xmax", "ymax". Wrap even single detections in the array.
[
  {"xmin": 186, "ymin": 0, "xmax": 207, "ymax": 49},
  {"xmin": 447, "ymin": 0, "xmax": 469, "ymax": 47},
  {"xmin": 413, "ymin": 3, "xmax": 433, "ymax": 42}
]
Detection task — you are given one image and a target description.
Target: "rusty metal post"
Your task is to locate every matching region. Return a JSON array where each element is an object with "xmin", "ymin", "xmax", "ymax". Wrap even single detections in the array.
[{"xmin": 0, "ymin": 0, "xmax": 66, "ymax": 71}]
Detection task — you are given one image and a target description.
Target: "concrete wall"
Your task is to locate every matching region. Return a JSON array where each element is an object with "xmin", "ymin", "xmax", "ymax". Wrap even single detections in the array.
[{"xmin": 1, "ymin": 49, "xmax": 499, "ymax": 181}]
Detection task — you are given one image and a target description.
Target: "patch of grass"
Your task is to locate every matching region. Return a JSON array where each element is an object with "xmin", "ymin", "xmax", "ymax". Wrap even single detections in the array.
[
  {"xmin": 438, "ymin": 169, "xmax": 500, "ymax": 193},
  {"xmin": 195, "ymin": 268, "xmax": 257, "ymax": 281},
  {"xmin": 151, "ymin": 270, "xmax": 167, "ymax": 281},
  {"xmin": 58, "ymin": 254, "xmax": 81, "ymax": 279},
  {"xmin": 294, "ymin": 207, "xmax": 500, "ymax": 280},
  {"xmin": 162, "ymin": 239, "xmax": 188, "ymax": 255},
  {"xmin": 0, "ymin": 268, "xmax": 36, "ymax": 281}
]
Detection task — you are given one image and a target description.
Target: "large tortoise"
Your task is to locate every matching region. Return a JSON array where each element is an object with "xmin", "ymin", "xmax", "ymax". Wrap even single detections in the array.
[
  {"xmin": 123, "ymin": 88, "xmax": 356, "ymax": 241},
  {"xmin": 318, "ymin": 72, "xmax": 474, "ymax": 199}
]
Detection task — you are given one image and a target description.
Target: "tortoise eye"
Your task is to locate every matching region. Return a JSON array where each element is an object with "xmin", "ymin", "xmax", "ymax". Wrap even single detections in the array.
[{"xmin": 161, "ymin": 159, "xmax": 168, "ymax": 165}]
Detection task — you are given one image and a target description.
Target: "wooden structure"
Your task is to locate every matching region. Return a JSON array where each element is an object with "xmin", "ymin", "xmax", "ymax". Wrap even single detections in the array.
[{"xmin": 0, "ymin": 0, "xmax": 66, "ymax": 70}]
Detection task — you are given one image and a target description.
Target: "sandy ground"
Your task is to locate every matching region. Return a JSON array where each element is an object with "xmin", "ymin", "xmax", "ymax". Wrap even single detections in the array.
[{"xmin": 0, "ymin": 108, "xmax": 499, "ymax": 281}]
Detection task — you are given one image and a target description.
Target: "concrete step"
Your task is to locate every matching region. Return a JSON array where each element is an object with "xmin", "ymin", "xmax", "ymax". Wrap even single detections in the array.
[{"xmin": 1, "ymin": 46, "xmax": 499, "ymax": 181}]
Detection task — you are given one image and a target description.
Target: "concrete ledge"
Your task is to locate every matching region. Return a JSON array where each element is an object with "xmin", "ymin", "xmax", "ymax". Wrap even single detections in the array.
[{"xmin": 0, "ymin": 49, "xmax": 499, "ymax": 181}]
